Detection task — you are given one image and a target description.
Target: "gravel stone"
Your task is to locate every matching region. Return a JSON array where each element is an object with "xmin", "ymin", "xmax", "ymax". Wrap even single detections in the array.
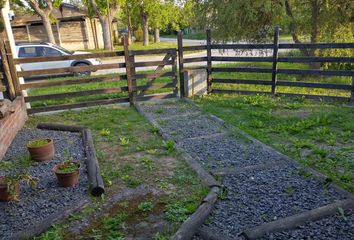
[
  {"xmin": 179, "ymin": 135, "xmax": 284, "ymax": 170},
  {"xmin": 140, "ymin": 100, "xmax": 200, "ymax": 120},
  {"xmin": 157, "ymin": 114, "xmax": 227, "ymax": 141},
  {"xmin": 0, "ymin": 128, "xmax": 89, "ymax": 240}
]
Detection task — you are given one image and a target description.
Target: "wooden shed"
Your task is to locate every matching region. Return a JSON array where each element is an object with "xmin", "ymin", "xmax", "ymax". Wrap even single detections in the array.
[{"xmin": 10, "ymin": 3, "xmax": 114, "ymax": 50}]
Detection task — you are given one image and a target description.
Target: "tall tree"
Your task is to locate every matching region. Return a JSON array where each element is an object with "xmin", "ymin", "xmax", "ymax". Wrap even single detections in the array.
[
  {"xmin": 86, "ymin": 0, "xmax": 124, "ymax": 50},
  {"xmin": 25, "ymin": 0, "xmax": 62, "ymax": 44}
]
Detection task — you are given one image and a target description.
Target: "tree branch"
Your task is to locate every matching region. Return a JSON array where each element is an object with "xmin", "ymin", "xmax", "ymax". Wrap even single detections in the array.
[
  {"xmin": 89, "ymin": 0, "xmax": 102, "ymax": 19},
  {"xmin": 28, "ymin": 0, "xmax": 46, "ymax": 17}
]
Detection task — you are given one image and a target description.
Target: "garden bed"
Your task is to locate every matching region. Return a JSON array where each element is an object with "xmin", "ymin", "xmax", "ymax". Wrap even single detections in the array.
[{"xmin": 0, "ymin": 128, "xmax": 89, "ymax": 239}]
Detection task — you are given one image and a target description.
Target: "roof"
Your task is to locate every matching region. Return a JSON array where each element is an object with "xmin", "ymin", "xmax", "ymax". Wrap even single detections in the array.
[{"xmin": 11, "ymin": 3, "xmax": 89, "ymax": 27}]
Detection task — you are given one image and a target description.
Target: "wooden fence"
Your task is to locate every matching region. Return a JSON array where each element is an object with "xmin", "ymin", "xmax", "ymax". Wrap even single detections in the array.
[
  {"xmin": 177, "ymin": 28, "xmax": 354, "ymax": 102},
  {"xmin": 0, "ymin": 35, "xmax": 178, "ymax": 114},
  {"xmin": 1, "ymin": 29, "xmax": 354, "ymax": 114}
]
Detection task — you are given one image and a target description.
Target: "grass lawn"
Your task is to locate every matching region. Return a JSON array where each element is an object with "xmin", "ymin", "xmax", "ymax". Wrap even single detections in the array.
[
  {"xmin": 193, "ymin": 94, "xmax": 354, "ymax": 193},
  {"xmin": 27, "ymin": 106, "xmax": 208, "ymax": 239}
]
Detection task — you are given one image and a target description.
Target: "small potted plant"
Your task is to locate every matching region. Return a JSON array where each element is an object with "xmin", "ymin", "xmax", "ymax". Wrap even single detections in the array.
[
  {"xmin": 53, "ymin": 151, "xmax": 80, "ymax": 187},
  {"xmin": 27, "ymin": 138, "xmax": 55, "ymax": 161},
  {"xmin": 0, "ymin": 174, "xmax": 37, "ymax": 202}
]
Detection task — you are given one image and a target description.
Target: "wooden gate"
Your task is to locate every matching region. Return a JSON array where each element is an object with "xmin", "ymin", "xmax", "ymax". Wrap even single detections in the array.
[{"xmin": 2, "ymin": 36, "xmax": 178, "ymax": 114}]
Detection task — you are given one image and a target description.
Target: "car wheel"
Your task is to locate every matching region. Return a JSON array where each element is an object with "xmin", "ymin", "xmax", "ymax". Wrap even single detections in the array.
[{"xmin": 74, "ymin": 63, "xmax": 91, "ymax": 76}]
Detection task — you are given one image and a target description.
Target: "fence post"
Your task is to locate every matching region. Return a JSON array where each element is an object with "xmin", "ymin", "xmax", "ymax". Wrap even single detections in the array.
[
  {"xmin": 124, "ymin": 34, "xmax": 136, "ymax": 106},
  {"xmin": 271, "ymin": 26, "xmax": 280, "ymax": 95},
  {"xmin": 4, "ymin": 41, "xmax": 21, "ymax": 97},
  {"xmin": 206, "ymin": 29, "xmax": 212, "ymax": 93},
  {"xmin": 177, "ymin": 31, "xmax": 185, "ymax": 98},
  {"xmin": 171, "ymin": 49, "xmax": 179, "ymax": 96},
  {"xmin": 351, "ymin": 76, "xmax": 354, "ymax": 102},
  {"xmin": 0, "ymin": 39, "xmax": 15, "ymax": 100}
]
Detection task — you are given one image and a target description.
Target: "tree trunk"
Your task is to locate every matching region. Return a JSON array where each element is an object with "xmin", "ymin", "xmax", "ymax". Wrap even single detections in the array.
[
  {"xmin": 142, "ymin": 12, "xmax": 149, "ymax": 46},
  {"xmin": 42, "ymin": 15, "xmax": 56, "ymax": 44},
  {"xmin": 310, "ymin": 0, "xmax": 320, "ymax": 55},
  {"xmin": 309, "ymin": 0, "xmax": 321, "ymax": 68},
  {"xmin": 154, "ymin": 28, "xmax": 160, "ymax": 43},
  {"xmin": 127, "ymin": 12, "xmax": 132, "ymax": 45},
  {"xmin": 100, "ymin": 16, "xmax": 113, "ymax": 50},
  {"xmin": 284, "ymin": 0, "xmax": 310, "ymax": 56}
]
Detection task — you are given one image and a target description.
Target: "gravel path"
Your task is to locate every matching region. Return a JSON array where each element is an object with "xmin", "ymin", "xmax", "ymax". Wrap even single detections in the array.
[
  {"xmin": 0, "ymin": 128, "xmax": 89, "ymax": 240},
  {"xmin": 138, "ymin": 99, "xmax": 354, "ymax": 240}
]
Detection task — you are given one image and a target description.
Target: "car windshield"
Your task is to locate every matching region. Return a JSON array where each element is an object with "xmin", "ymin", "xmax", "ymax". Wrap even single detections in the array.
[{"xmin": 54, "ymin": 45, "xmax": 74, "ymax": 55}]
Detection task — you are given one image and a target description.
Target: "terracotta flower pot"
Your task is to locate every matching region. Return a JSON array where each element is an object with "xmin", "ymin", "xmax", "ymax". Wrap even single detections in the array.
[
  {"xmin": 27, "ymin": 138, "xmax": 55, "ymax": 162},
  {"xmin": 0, "ymin": 177, "xmax": 20, "ymax": 202},
  {"xmin": 53, "ymin": 162, "xmax": 80, "ymax": 187}
]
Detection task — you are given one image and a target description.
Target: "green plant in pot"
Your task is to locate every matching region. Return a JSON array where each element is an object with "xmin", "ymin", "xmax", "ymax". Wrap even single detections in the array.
[
  {"xmin": 0, "ymin": 174, "xmax": 37, "ymax": 201},
  {"xmin": 0, "ymin": 158, "xmax": 38, "ymax": 202},
  {"xmin": 53, "ymin": 151, "xmax": 80, "ymax": 187},
  {"xmin": 27, "ymin": 138, "xmax": 55, "ymax": 162}
]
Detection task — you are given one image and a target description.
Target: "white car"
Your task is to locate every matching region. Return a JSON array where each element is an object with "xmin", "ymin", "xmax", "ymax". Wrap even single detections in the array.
[{"xmin": 16, "ymin": 42, "xmax": 101, "ymax": 76}]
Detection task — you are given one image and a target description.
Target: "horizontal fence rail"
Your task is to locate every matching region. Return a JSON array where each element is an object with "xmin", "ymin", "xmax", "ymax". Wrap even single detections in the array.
[
  {"xmin": 13, "ymin": 51, "xmax": 125, "ymax": 64},
  {"xmin": 17, "ymin": 63, "xmax": 126, "ymax": 78}
]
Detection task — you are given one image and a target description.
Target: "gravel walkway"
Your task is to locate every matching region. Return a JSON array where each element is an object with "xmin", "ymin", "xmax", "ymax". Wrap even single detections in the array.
[
  {"xmin": 0, "ymin": 128, "xmax": 89, "ymax": 240},
  {"xmin": 138, "ymin": 99, "xmax": 354, "ymax": 239}
]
